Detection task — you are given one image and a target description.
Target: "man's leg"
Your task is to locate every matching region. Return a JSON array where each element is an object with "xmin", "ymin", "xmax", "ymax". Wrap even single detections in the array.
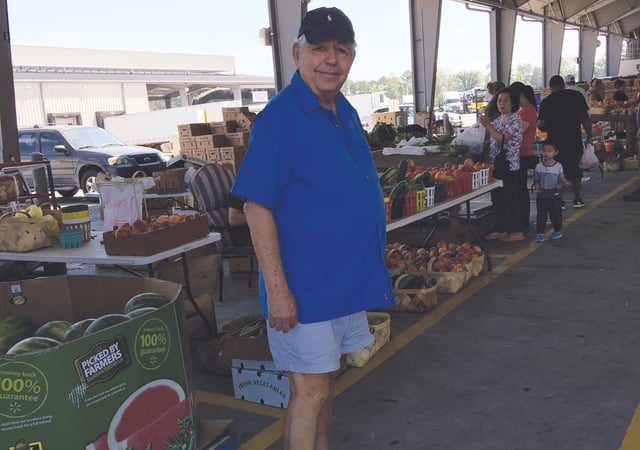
[
  {"xmin": 285, "ymin": 371, "xmax": 335, "ymax": 450},
  {"xmin": 569, "ymin": 177, "xmax": 581, "ymax": 200},
  {"xmin": 314, "ymin": 370, "xmax": 339, "ymax": 450}
]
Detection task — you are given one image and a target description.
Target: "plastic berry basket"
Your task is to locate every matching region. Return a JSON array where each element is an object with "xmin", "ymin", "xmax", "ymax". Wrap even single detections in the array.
[
  {"xmin": 424, "ymin": 186, "xmax": 435, "ymax": 208},
  {"xmin": 415, "ymin": 189, "xmax": 426, "ymax": 212},
  {"xmin": 58, "ymin": 228, "xmax": 84, "ymax": 249},
  {"xmin": 62, "ymin": 218, "xmax": 92, "ymax": 242}
]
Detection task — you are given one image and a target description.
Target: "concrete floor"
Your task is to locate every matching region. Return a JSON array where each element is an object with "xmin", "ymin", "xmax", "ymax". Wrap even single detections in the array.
[
  {"xmin": 192, "ymin": 167, "xmax": 640, "ymax": 450},
  {"xmin": 7, "ymin": 166, "xmax": 639, "ymax": 449}
]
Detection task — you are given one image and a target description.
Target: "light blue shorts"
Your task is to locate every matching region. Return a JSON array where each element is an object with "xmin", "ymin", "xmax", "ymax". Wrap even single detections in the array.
[{"xmin": 267, "ymin": 311, "xmax": 373, "ymax": 374}]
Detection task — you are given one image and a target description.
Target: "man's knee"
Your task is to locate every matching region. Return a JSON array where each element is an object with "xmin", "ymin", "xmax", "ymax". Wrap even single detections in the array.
[{"xmin": 289, "ymin": 372, "xmax": 335, "ymax": 404}]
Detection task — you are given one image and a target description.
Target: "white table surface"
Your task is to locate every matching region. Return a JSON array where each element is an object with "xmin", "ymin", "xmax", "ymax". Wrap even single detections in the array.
[
  {"xmin": 0, "ymin": 232, "xmax": 221, "ymax": 266},
  {"xmin": 386, "ymin": 181, "xmax": 503, "ymax": 232}
]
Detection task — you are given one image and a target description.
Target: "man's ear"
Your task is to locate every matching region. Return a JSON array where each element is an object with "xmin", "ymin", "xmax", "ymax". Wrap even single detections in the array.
[{"xmin": 292, "ymin": 42, "xmax": 301, "ymax": 67}]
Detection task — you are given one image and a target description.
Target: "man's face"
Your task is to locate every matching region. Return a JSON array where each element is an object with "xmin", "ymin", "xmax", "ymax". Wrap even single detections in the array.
[{"xmin": 293, "ymin": 39, "xmax": 355, "ymax": 104}]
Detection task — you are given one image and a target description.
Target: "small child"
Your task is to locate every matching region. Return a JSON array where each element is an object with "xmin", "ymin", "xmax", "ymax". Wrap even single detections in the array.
[{"xmin": 533, "ymin": 141, "xmax": 566, "ymax": 242}]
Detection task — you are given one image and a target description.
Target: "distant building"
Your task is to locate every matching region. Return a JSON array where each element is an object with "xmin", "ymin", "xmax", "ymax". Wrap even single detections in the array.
[{"xmin": 11, "ymin": 45, "xmax": 275, "ymax": 128}]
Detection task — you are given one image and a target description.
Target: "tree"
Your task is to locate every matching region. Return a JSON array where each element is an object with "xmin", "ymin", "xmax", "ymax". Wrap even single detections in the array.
[{"xmin": 455, "ymin": 70, "xmax": 485, "ymax": 91}]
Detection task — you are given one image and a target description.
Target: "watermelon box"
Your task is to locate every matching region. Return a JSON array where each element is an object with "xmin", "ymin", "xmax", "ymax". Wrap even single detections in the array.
[{"xmin": 0, "ymin": 275, "xmax": 226, "ymax": 450}]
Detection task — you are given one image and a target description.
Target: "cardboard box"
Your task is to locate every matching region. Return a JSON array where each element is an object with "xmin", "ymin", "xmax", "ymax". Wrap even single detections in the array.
[
  {"xmin": 205, "ymin": 148, "xmax": 221, "ymax": 162},
  {"xmin": 179, "ymin": 137, "xmax": 197, "ymax": 151},
  {"xmin": 152, "ymin": 168, "xmax": 188, "ymax": 194},
  {"xmin": 373, "ymin": 111, "xmax": 409, "ymax": 127},
  {"xmin": 180, "ymin": 148, "xmax": 194, "ymax": 158},
  {"xmin": 0, "ymin": 275, "xmax": 198, "ymax": 449},
  {"xmin": 227, "ymin": 255, "xmax": 257, "ymax": 273},
  {"xmin": 233, "ymin": 149, "xmax": 246, "ymax": 170},
  {"xmin": 231, "ymin": 359, "xmax": 289, "ymax": 408},
  {"xmin": 103, "ymin": 214, "xmax": 209, "ymax": 256},
  {"xmin": 219, "ymin": 147, "xmax": 235, "ymax": 161},
  {"xmin": 177, "ymin": 123, "xmax": 211, "ymax": 137},
  {"xmin": 209, "ymin": 121, "xmax": 237, "ymax": 135},
  {"xmin": 221, "ymin": 106, "xmax": 250, "ymax": 114},
  {"xmin": 234, "ymin": 113, "xmax": 252, "ymax": 129},
  {"xmin": 196, "ymin": 134, "xmax": 226, "ymax": 149},
  {"xmin": 192, "ymin": 149, "xmax": 207, "ymax": 161},
  {"xmin": 225, "ymin": 132, "xmax": 250, "ymax": 148},
  {"xmin": 219, "ymin": 333, "xmax": 273, "ymax": 362}
]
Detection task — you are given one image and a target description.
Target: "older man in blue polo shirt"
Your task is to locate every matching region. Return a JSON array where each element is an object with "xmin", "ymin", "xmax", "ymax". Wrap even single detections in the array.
[{"xmin": 231, "ymin": 6, "xmax": 394, "ymax": 449}]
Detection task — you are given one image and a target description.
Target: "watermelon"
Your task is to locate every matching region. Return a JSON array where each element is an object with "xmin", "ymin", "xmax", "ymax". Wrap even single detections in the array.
[
  {"xmin": 35, "ymin": 320, "xmax": 72, "ymax": 341},
  {"xmin": 0, "ymin": 315, "xmax": 38, "ymax": 354},
  {"xmin": 107, "ymin": 379, "xmax": 188, "ymax": 449},
  {"xmin": 126, "ymin": 306, "xmax": 158, "ymax": 319},
  {"xmin": 6, "ymin": 336, "xmax": 60, "ymax": 355},
  {"xmin": 123, "ymin": 292, "xmax": 171, "ymax": 315},
  {"xmin": 84, "ymin": 314, "xmax": 131, "ymax": 336},
  {"xmin": 62, "ymin": 318, "xmax": 95, "ymax": 342}
]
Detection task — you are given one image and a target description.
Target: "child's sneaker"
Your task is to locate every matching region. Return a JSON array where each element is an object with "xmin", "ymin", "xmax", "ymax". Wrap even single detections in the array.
[
  {"xmin": 572, "ymin": 199, "xmax": 585, "ymax": 208},
  {"xmin": 534, "ymin": 234, "xmax": 544, "ymax": 242},
  {"xmin": 550, "ymin": 231, "xmax": 563, "ymax": 240}
]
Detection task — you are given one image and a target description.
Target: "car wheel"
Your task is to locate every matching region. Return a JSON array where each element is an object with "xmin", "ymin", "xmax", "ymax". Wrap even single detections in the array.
[
  {"xmin": 80, "ymin": 169, "xmax": 101, "ymax": 195},
  {"xmin": 57, "ymin": 188, "xmax": 79, "ymax": 198}
]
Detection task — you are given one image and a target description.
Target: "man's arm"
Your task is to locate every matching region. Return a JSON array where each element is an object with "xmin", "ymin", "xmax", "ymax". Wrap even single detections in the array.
[
  {"xmin": 536, "ymin": 118, "xmax": 547, "ymax": 132},
  {"xmin": 243, "ymin": 200, "xmax": 298, "ymax": 332}
]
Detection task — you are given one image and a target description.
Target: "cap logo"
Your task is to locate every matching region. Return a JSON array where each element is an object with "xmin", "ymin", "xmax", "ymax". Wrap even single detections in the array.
[{"xmin": 327, "ymin": 14, "xmax": 332, "ymax": 22}]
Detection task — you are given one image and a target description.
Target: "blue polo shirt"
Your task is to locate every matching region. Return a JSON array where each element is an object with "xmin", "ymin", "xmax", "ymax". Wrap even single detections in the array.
[{"xmin": 231, "ymin": 72, "xmax": 394, "ymax": 323}]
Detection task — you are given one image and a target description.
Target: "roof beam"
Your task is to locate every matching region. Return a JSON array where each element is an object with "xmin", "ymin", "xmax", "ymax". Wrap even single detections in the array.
[
  {"xmin": 618, "ymin": 9, "xmax": 640, "ymax": 34},
  {"xmin": 559, "ymin": 0, "xmax": 603, "ymax": 19},
  {"xmin": 590, "ymin": 0, "xmax": 640, "ymax": 27}
]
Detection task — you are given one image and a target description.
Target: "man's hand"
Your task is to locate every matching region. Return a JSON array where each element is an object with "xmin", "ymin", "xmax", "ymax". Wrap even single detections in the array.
[{"xmin": 267, "ymin": 291, "xmax": 298, "ymax": 332}]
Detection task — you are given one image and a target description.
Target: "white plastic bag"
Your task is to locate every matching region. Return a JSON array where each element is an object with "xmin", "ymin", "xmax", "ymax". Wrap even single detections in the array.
[
  {"xmin": 579, "ymin": 143, "xmax": 599, "ymax": 170},
  {"xmin": 97, "ymin": 178, "xmax": 144, "ymax": 232},
  {"xmin": 452, "ymin": 125, "xmax": 486, "ymax": 155}
]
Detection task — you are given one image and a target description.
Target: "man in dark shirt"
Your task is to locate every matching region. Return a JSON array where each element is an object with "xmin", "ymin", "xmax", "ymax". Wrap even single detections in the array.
[{"xmin": 537, "ymin": 75, "xmax": 592, "ymax": 208}]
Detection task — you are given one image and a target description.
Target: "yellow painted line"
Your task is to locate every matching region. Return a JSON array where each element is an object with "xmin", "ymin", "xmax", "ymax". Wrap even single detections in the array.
[
  {"xmin": 619, "ymin": 403, "xmax": 640, "ymax": 450},
  {"xmin": 196, "ymin": 391, "xmax": 285, "ymax": 418},
  {"xmin": 200, "ymin": 175, "xmax": 640, "ymax": 450}
]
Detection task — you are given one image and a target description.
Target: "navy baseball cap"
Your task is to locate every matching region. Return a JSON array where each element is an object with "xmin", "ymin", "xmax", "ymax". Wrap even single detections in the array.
[{"xmin": 297, "ymin": 7, "xmax": 355, "ymax": 44}]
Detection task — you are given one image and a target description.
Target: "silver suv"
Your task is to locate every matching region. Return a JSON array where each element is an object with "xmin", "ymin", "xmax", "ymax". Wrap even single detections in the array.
[{"xmin": 18, "ymin": 125, "xmax": 167, "ymax": 196}]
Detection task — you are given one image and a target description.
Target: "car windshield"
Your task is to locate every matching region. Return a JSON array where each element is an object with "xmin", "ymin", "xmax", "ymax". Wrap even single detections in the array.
[{"xmin": 60, "ymin": 127, "xmax": 125, "ymax": 149}]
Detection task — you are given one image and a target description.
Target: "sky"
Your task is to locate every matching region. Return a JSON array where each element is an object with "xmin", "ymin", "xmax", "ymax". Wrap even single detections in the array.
[{"xmin": 6, "ymin": 0, "xmax": 571, "ymax": 82}]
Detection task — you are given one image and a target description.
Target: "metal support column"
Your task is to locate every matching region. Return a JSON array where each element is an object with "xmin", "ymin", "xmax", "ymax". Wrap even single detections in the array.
[
  {"xmin": 409, "ymin": 0, "xmax": 442, "ymax": 131},
  {"xmin": 0, "ymin": 0, "xmax": 18, "ymax": 162},
  {"xmin": 489, "ymin": 7, "xmax": 517, "ymax": 85},
  {"xmin": 579, "ymin": 28, "xmax": 599, "ymax": 82},
  {"xmin": 606, "ymin": 34, "xmax": 624, "ymax": 77},
  {"xmin": 543, "ymin": 19, "xmax": 565, "ymax": 85},
  {"xmin": 268, "ymin": 0, "xmax": 305, "ymax": 92}
]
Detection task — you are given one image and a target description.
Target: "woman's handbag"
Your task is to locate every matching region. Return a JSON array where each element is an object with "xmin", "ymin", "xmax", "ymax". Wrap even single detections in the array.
[{"xmin": 493, "ymin": 134, "xmax": 508, "ymax": 180}]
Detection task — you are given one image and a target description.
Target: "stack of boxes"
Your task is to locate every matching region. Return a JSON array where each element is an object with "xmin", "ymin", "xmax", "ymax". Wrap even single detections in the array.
[{"xmin": 177, "ymin": 107, "xmax": 253, "ymax": 174}]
